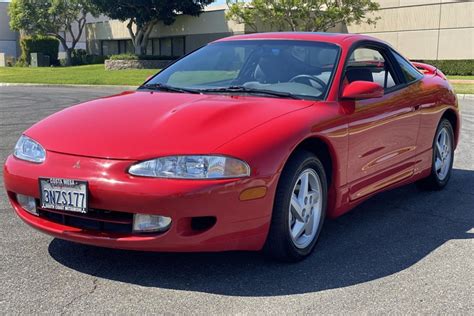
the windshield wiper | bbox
[139,83,201,94]
[197,86,302,100]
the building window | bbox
[152,38,160,56]
[118,40,134,54]
[148,37,185,57]
[102,37,185,57]
[172,37,185,57]
[101,40,134,56]
[101,41,119,55]
[160,38,172,57]
[146,40,153,55]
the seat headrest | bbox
[346,68,373,83]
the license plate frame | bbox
[39,177,89,213]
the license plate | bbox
[39,178,88,213]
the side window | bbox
[345,47,397,89]
[392,51,424,83]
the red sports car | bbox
[4,33,460,261]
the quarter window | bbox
[392,51,424,83]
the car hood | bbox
[25,90,314,160]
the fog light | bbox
[133,214,172,233]
[16,194,37,215]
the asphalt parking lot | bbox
[0,86,473,314]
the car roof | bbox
[213,32,384,47]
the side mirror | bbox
[342,81,384,100]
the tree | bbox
[91,0,215,56]
[9,0,99,66]
[226,0,380,32]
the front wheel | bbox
[264,151,327,262]
[417,118,454,190]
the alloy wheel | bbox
[435,127,452,181]
[288,168,323,249]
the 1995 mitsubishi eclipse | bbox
[4,33,460,261]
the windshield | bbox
[145,40,340,100]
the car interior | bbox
[342,47,397,90]
[236,46,338,97]
[160,41,341,99]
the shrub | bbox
[19,36,59,66]
[109,53,139,60]
[4,56,16,67]
[58,49,106,66]
[14,59,28,67]
[71,49,88,65]
[85,54,107,65]
[109,54,179,61]
[414,60,474,76]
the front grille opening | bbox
[37,208,134,234]
[191,216,216,232]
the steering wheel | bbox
[289,74,327,90]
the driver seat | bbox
[254,55,289,83]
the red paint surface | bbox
[3,33,460,251]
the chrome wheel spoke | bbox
[290,194,304,222]
[442,159,450,175]
[305,211,314,235]
[292,221,305,239]
[436,141,443,157]
[435,157,443,171]
[441,130,447,148]
[298,172,309,203]
[307,192,318,205]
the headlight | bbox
[14,135,46,163]
[128,155,250,179]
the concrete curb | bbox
[0,82,137,90]
[457,94,474,100]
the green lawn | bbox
[447,75,474,80]
[452,83,474,95]
[0,64,157,86]
[1,64,473,94]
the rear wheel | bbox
[417,118,454,190]
[264,151,327,262]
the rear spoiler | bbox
[411,62,447,80]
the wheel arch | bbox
[285,136,337,188]
[441,108,460,149]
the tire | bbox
[264,150,328,262]
[416,118,454,190]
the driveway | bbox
[0,86,473,314]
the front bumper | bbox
[4,152,277,252]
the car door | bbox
[344,44,421,201]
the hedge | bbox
[20,36,59,66]
[414,60,473,76]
